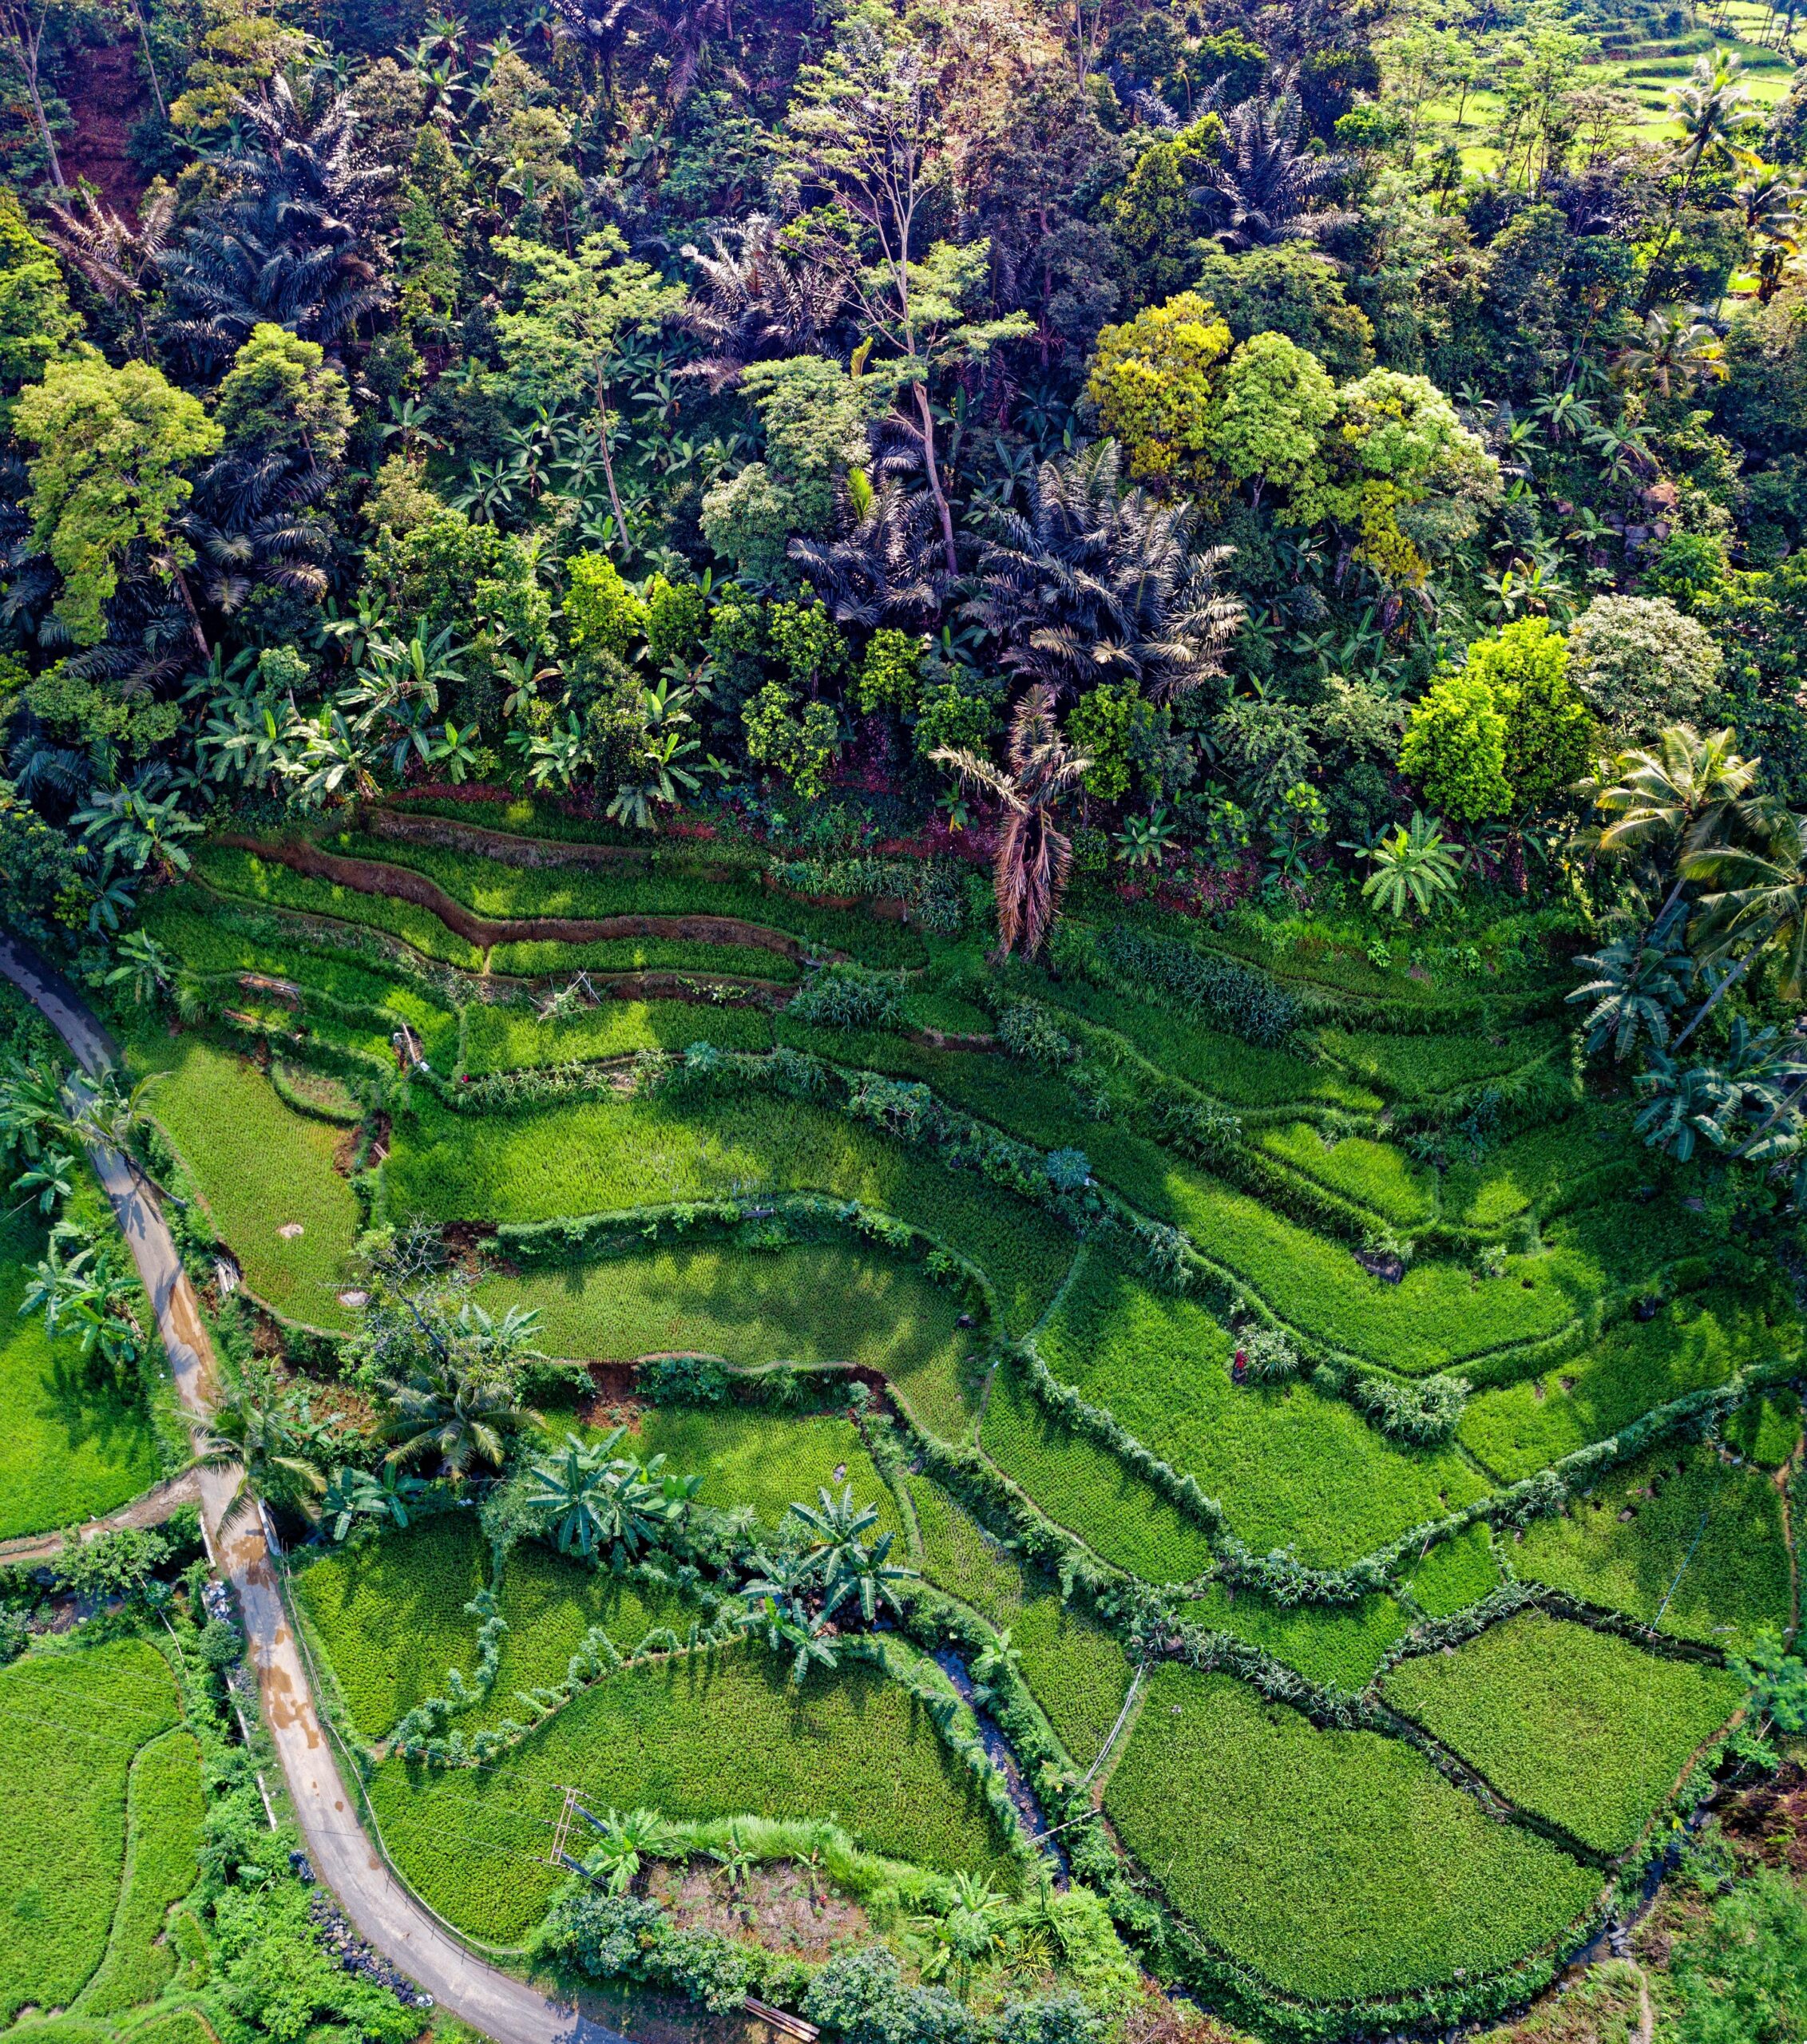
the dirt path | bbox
[0,933,631,2044]
[0,1470,200,1563]
[218,832,812,961]
[58,42,148,215]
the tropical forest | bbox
[6,0,1807,2039]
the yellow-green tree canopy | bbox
[1465,616,1595,808]
[14,358,223,648]
[214,323,354,465]
[1296,368,1499,584]
[1211,331,1337,510]
[0,191,78,408]
[1399,667,1511,821]
[1085,291,1232,489]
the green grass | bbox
[141,889,460,1062]
[0,1206,161,1539]
[367,1646,1014,1943]
[978,1361,1218,1584]
[384,1087,1077,1337]
[1513,1440,1792,1654]
[293,1511,707,1741]
[1254,1122,1437,1231]
[1035,1250,1489,1567]
[1459,1288,1794,1481]
[1727,1387,1801,1469]
[481,1546,699,1716]
[1030,974,1383,1111]
[1104,1666,1600,2002]
[478,1240,977,1439]
[1401,1523,1501,1618]
[1181,1583,1409,1693]
[72,1729,204,2016]
[1108,1131,1693,1378]
[628,1408,904,1541]
[1380,1613,1744,1857]
[490,936,801,982]
[1437,1115,1639,1234]
[906,1475,1131,1763]
[322,830,928,968]
[1314,1021,1564,1103]
[0,1638,182,2022]
[460,997,771,1075]
[193,844,485,970]
[291,1514,491,1740]
[123,1028,363,1329]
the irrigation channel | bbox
[0,933,634,2044]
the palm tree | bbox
[933,686,1092,960]
[1583,724,1764,930]
[962,440,1242,703]
[160,77,391,371]
[40,186,176,359]
[1615,305,1726,399]
[1644,52,1763,306]
[1676,806,1807,1048]
[1196,79,1357,252]
[1359,814,1462,919]
[380,1358,537,1485]
[1567,921,1697,1060]
[679,213,848,390]
[193,1373,335,1532]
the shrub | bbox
[1399,669,1510,822]
[997,1002,1078,1067]
[1238,1326,1300,1382]
[804,1946,977,2044]
[1095,924,1298,1045]
[638,1353,730,1405]
[1567,594,1725,742]
[788,966,905,1032]
[1348,1370,1468,1444]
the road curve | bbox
[0,935,628,2044]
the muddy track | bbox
[361,805,659,868]
[216,834,815,961]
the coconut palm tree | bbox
[1644,51,1764,306]
[933,685,1092,960]
[380,1357,537,1484]
[1583,723,1765,930]
[193,1373,337,1531]
[1675,806,1807,1048]
[1567,919,1697,1060]
[963,439,1242,703]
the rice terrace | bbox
[10,0,1807,2042]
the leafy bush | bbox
[638,1352,730,1404]
[997,1003,1078,1067]
[787,966,906,1032]
[1094,924,1299,1046]
[1346,1369,1468,1445]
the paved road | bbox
[0,937,628,2044]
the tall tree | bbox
[12,358,222,653]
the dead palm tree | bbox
[41,184,176,359]
[933,684,1091,959]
